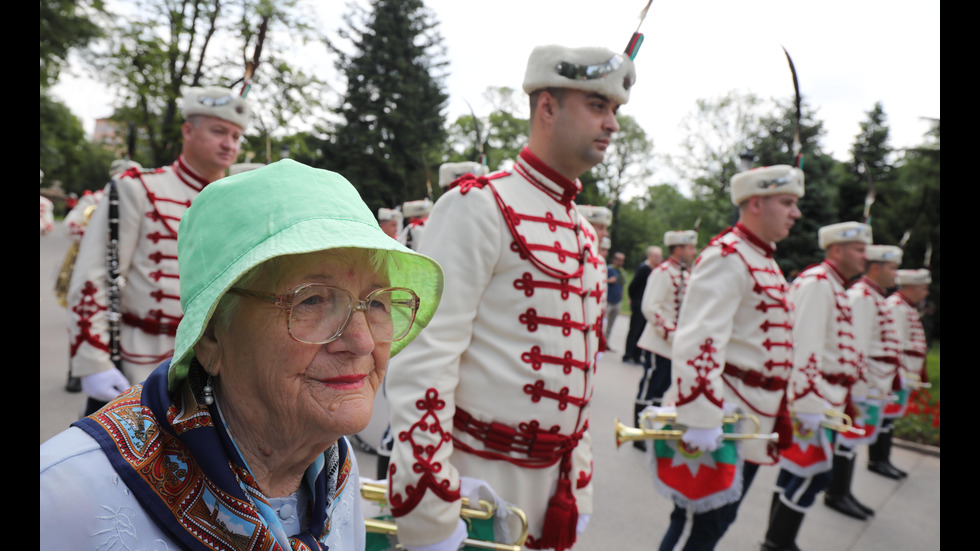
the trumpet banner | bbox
[648,423,744,513]
[838,399,882,447]
[779,423,833,477]
[883,388,910,419]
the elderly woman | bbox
[40,160,443,550]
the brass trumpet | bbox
[615,411,777,448]
[813,409,864,434]
[360,482,529,551]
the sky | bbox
[52,0,940,190]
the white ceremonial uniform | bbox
[885,291,928,386]
[40,196,55,235]
[637,257,689,359]
[787,261,860,415]
[64,190,105,242]
[386,148,604,548]
[67,157,209,383]
[670,223,793,465]
[398,218,428,251]
[847,276,900,398]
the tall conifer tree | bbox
[327,0,448,212]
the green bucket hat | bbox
[169,159,444,389]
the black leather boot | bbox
[761,498,804,551]
[824,452,871,519]
[868,422,908,479]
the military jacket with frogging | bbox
[637,257,689,359]
[847,276,900,397]
[67,157,208,383]
[885,291,928,385]
[787,261,860,415]
[386,148,604,547]
[669,223,793,465]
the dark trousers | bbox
[623,308,648,363]
[775,468,831,509]
[660,462,760,551]
[637,354,672,406]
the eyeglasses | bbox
[229,284,420,345]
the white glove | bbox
[577,513,591,535]
[404,519,467,551]
[796,412,824,434]
[722,401,737,416]
[81,369,131,402]
[681,426,723,453]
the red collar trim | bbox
[858,275,885,296]
[733,223,775,257]
[897,291,917,308]
[516,148,581,205]
[174,156,211,191]
[822,260,847,285]
[666,257,681,268]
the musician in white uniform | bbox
[876,268,931,478]
[67,86,249,413]
[825,244,902,518]
[763,222,871,550]
[660,166,803,551]
[633,230,696,448]
[386,44,635,550]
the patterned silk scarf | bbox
[74,361,352,551]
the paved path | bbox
[40,226,940,550]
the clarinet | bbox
[106,179,122,372]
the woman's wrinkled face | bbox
[208,248,390,447]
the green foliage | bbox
[670,91,769,237]
[613,185,699,269]
[91,0,327,166]
[593,115,652,202]
[325,0,448,212]
[40,90,116,194]
[840,102,892,223]
[40,0,105,87]
[443,87,529,173]
[751,99,843,276]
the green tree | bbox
[670,91,769,237]
[92,0,327,166]
[839,102,893,223]
[41,90,115,195]
[591,114,653,245]
[614,184,699,268]
[750,99,842,276]
[876,121,940,339]
[40,0,105,87]
[443,87,529,177]
[325,0,448,212]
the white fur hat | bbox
[402,198,433,219]
[818,222,872,249]
[523,45,635,105]
[730,165,805,206]
[665,230,698,247]
[439,162,487,188]
[182,86,250,129]
[896,269,931,286]
[866,245,903,264]
[577,204,613,227]
[378,207,403,223]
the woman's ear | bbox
[193,320,222,376]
